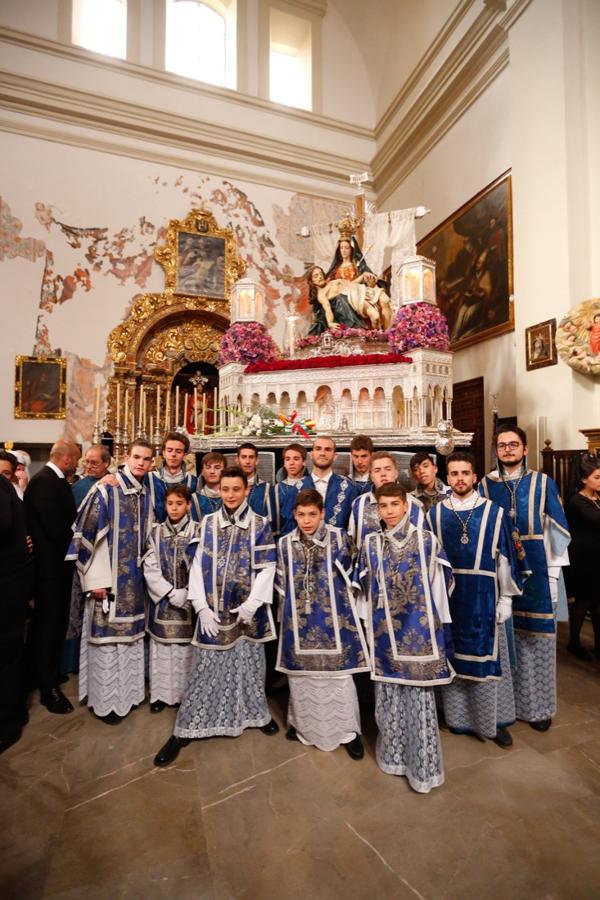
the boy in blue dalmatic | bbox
[354,482,455,793]
[147,432,197,522]
[154,466,279,767]
[276,489,369,759]
[429,452,522,748]
[299,434,357,529]
[479,427,570,731]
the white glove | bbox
[199,607,221,637]
[549,576,558,611]
[102,595,110,615]
[496,596,512,624]
[169,588,189,609]
[230,596,263,625]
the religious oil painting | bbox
[418,173,514,351]
[176,231,226,298]
[525,318,557,371]
[15,355,66,419]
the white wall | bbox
[381,69,514,468]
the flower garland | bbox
[244,351,412,374]
[297,326,389,349]
[218,321,280,365]
[387,303,449,353]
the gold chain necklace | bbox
[449,494,479,545]
[502,469,526,519]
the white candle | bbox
[194,387,198,435]
[156,384,160,430]
[150,414,154,438]
[175,385,180,428]
[139,387,144,428]
[213,387,218,432]
[116,382,121,430]
[165,387,171,430]
[95,385,100,426]
[125,388,130,435]
[143,391,147,432]
[202,394,207,434]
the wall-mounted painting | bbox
[176,231,226,298]
[15,355,66,419]
[417,172,514,351]
[556,297,600,378]
[525,318,557,371]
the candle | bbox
[183,393,189,431]
[139,386,144,428]
[165,387,171,430]
[143,391,147,433]
[150,414,154,438]
[156,384,160,430]
[175,385,180,428]
[202,394,207,434]
[213,387,218,432]
[125,388,130,436]
[95,385,100,426]
[194,387,198,435]
[116,382,121,430]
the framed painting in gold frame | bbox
[15,355,66,419]
[154,208,244,303]
[417,172,514,351]
[525,318,557,371]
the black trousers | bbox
[0,565,33,740]
[28,563,74,695]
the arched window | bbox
[72,0,127,59]
[165,0,236,89]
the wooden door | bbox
[452,376,485,477]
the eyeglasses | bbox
[497,441,522,450]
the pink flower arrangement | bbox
[387,303,450,353]
[218,321,281,365]
[297,326,389,349]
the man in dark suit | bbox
[25,440,79,714]
[0,472,34,752]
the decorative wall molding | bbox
[0,70,371,194]
[0,26,368,139]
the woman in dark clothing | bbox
[565,455,600,660]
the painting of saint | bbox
[15,357,66,418]
[176,232,226,298]
[418,174,513,350]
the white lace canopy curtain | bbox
[310,224,339,268]
[363,208,417,305]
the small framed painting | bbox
[525,319,557,371]
[14,355,67,419]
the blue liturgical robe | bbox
[352,478,373,497]
[275,523,370,676]
[67,469,153,644]
[189,502,277,650]
[271,481,301,538]
[143,516,201,643]
[349,491,427,550]
[428,496,522,680]
[147,468,197,523]
[354,517,455,686]
[479,471,570,635]
[299,472,357,529]
[190,487,222,521]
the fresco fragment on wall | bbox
[0,197,46,262]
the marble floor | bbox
[2,623,600,899]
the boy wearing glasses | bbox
[479,427,570,732]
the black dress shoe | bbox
[150,700,167,713]
[0,729,23,755]
[530,718,552,732]
[154,735,190,767]
[97,711,123,726]
[285,725,299,742]
[41,688,73,715]
[567,642,594,661]
[493,727,513,749]
[343,735,364,760]
[260,718,280,736]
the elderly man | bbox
[72,444,112,507]
[24,440,79,714]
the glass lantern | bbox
[230,278,265,324]
[399,255,436,306]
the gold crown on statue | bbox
[336,216,360,242]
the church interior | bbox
[1,0,600,896]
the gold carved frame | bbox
[106,207,245,440]
[14,355,67,420]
